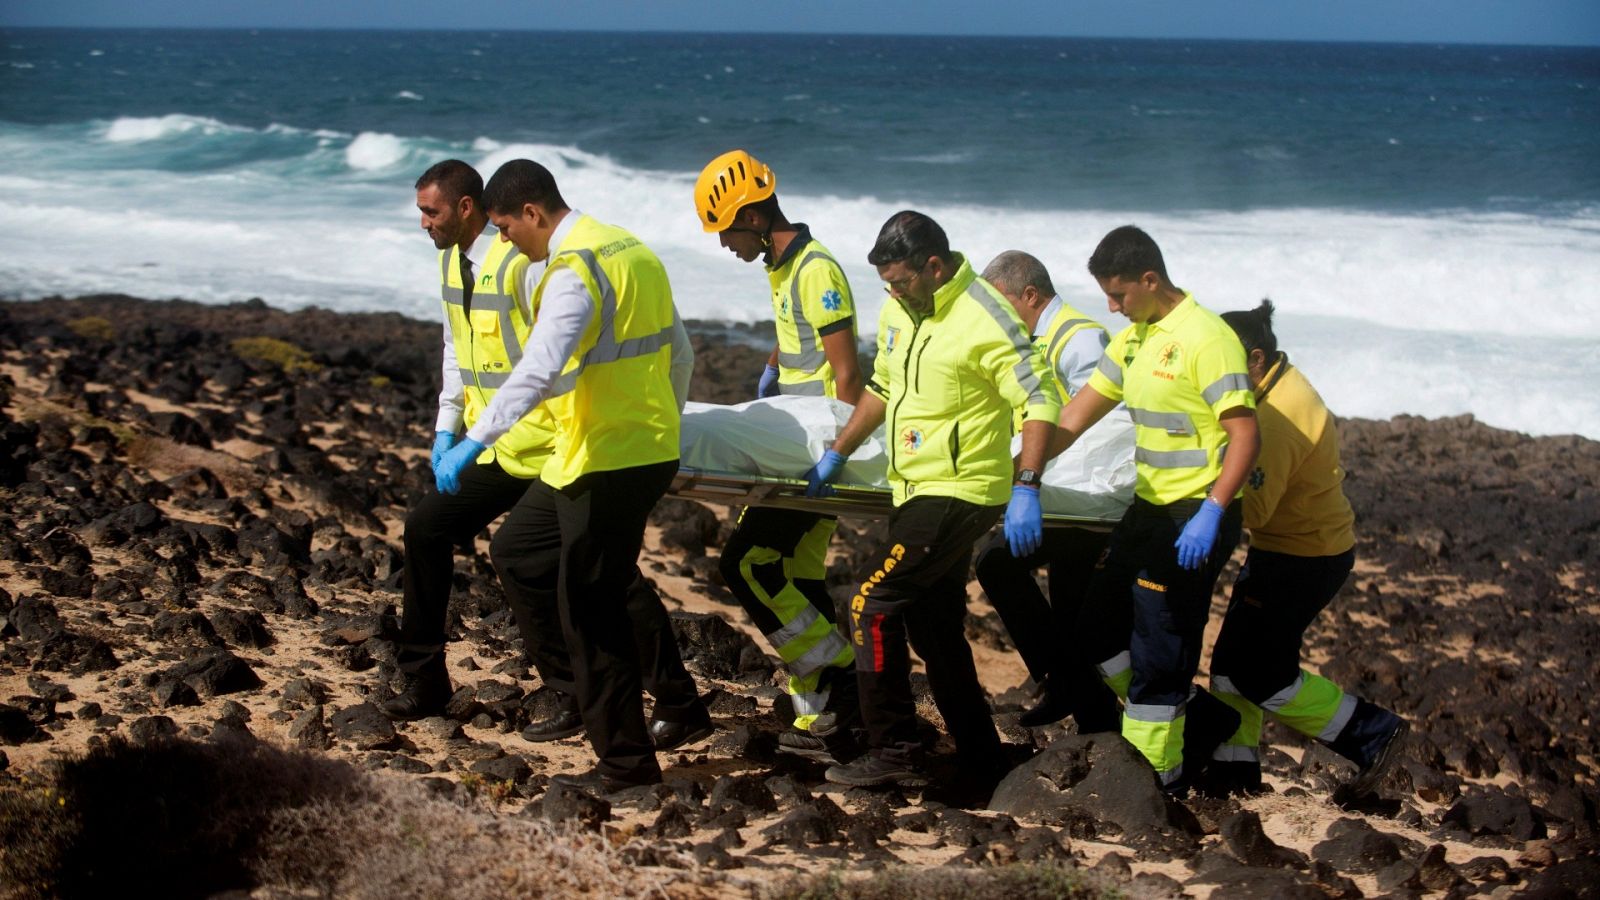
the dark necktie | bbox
[460,253,475,309]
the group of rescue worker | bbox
[386,150,1408,799]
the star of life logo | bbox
[821,289,843,312]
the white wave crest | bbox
[103,114,242,143]
[345,132,408,171]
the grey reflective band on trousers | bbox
[441,245,529,374]
[544,246,678,401]
[1128,407,1195,435]
[1096,354,1124,387]
[1202,372,1252,406]
[965,281,1051,407]
[774,250,831,374]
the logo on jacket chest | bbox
[885,326,901,353]
[900,427,923,455]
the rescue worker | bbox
[804,211,1060,790]
[1206,300,1408,796]
[971,250,1120,732]
[435,159,711,791]
[383,159,561,721]
[694,150,865,762]
[1046,225,1260,793]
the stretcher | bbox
[671,396,1135,527]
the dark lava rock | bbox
[709,724,777,764]
[1442,786,1548,841]
[1519,855,1600,898]
[1187,858,1328,899]
[649,800,699,839]
[538,784,612,830]
[669,611,773,681]
[210,608,274,649]
[151,679,202,709]
[988,733,1169,836]
[287,705,331,750]
[1220,809,1309,869]
[1309,817,1413,875]
[81,501,169,546]
[0,704,42,745]
[280,676,328,709]
[127,715,180,745]
[761,797,849,847]
[150,610,224,648]
[709,772,778,814]
[148,411,212,448]
[329,702,399,751]
[34,630,119,673]
[469,755,533,785]
[168,649,262,697]
[9,596,63,641]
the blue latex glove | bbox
[803,449,847,498]
[431,430,456,471]
[1005,485,1043,558]
[435,437,486,495]
[756,364,781,399]
[1174,498,1226,570]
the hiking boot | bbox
[1198,759,1266,798]
[1346,717,1409,796]
[824,753,930,789]
[380,657,452,721]
[778,726,863,765]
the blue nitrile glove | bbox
[1005,485,1043,557]
[435,437,486,495]
[1174,498,1226,570]
[803,449,847,498]
[431,430,456,472]
[757,364,781,399]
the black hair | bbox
[1086,224,1169,282]
[743,194,782,223]
[1221,299,1279,357]
[482,159,569,216]
[415,159,482,207]
[867,210,951,267]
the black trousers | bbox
[490,459,701,783]
[851,495,1002,768]
[1211,546,1355,702]
[398,460,534,672]
[974,525,1110,684]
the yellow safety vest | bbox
[535,215,681,489]
[440,231,556,479]
[866,255,1060,507]
[1014,301,1107,430]
[1086,293,1254,505]
[767,231,855,398]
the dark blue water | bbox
[3,28,1597,214]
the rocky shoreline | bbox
[1,294,1597,898]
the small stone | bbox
[288,705,331,750]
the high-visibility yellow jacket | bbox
[1014,299,1107,430]
[1245,354,1355,556]
[766,226,855,398]
[1086,293,1254,505]
[866,254,1060,507]
[440,231,556,479]
[535,215,681,489]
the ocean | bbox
[2,29,1598,437]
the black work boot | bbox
[1171,687,1242,794]
[381,653,452,721]
[1327,699,1408,795]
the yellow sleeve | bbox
[979,311,1060,426]
[866,309,894,402]
[1243,404,1299,529]
[1085,329,1130,403]
[796,258,855,334]
[1190,333,1255,417]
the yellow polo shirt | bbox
[1245,355,1356,556]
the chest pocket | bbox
[469,308,501,338]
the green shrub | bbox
[229,336,322,373]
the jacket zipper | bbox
[888,314,924,480]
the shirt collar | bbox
[927,253,974,317]
[1149,291,1197,333]
[765,223,814,270]
[548,208,583,258]
[1034,295,1065,339]
[462,223,497,269]
[1257,351,1291,402]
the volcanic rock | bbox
[988,733,1169,836]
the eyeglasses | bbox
[881,257,931,294]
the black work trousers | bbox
[490,459,702,784]
[399,460,534,671]
[1210,546,1355,702]
[850,495,1002,768]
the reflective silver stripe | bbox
[496,246,530,324]
[454,292,515,314]
[1260,672,1306,713]
[966,281,1049,407]
[1211,675,1241,697]
[1158,762,1184,785]
[765,606,822,652]
[1125,702,1185,723]
[441,285,466,306]
[1212,744,1259,763]
[468,370,511,389]
[788,631,850,679]
[1096,353,1123,387]
[1045,318,1098,371]
[777,379,827,397]
[439,249,452,303]
[1317,692,1358,742]
[1135,446,1209,469]
[775,250,830,373]
[545,245,676,400]
[1202,373,1253,406]
[1128,407,1194,435]
[791,687,829,717]
[1096,650,1131,680]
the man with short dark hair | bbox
[434,158,710,791]
[1047,225,1260,793]
[803,211,1060,791]
[973,250,1120,732]
[383,159,557,721]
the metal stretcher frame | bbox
[670,467,1120,530]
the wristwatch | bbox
[1015,468,1042,488]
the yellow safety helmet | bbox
[695,149,776,233]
